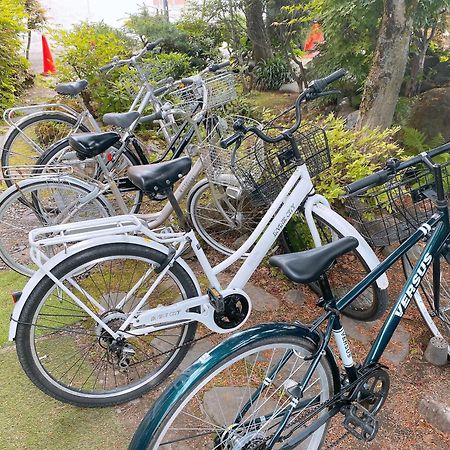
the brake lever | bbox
[306,89,341,100]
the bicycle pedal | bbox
[342,403,378,442]
[208,287,224,313]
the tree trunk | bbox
[244,0,273,62]
[357,0,418,130]
[25,30,32,60]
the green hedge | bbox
[0,0,30,110]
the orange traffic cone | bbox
[42,34,57,75]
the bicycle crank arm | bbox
[128,288,252,335]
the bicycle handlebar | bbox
[345,141,450,195]
[99,38,164,73]
[221,69,346,148]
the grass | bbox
[247,90,297,114]
[0,270,131,450]
[0,270,26,346]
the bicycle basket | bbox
[344,159,450,247]
[230,124,330,207]
[195,115,263,186]
[204,72,237,109]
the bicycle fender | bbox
[129,322,341,450]
[308,200,389,291]
[8,235,201,341]
[2,110,78,140]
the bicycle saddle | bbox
[127,157,192,195]
[69,132,121,160]
[103,111,140,129]
[55,79,88,96]
[269,237,359,284]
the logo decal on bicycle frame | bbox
[394,252,432,317]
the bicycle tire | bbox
[35,138,144,214]
[281,211,387,321]
[402,245,450,356]
[1,111,90,187]
[15,243,199,407]
[130,327,338,449]
[187,179,263,255]
[0,177,111,276]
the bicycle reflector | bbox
[11,292,22,303]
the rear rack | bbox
[1,165,73,181]
[28,215,185,266]
[3,104,79,126]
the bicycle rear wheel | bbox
[15,243,199,406]
[402,244,450,356]
[35,138,144,214]
[281,210,387,321]
[0,178,111,276]
[1,112,89,186]
[131,332,337,449]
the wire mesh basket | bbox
[344,159,450,247]
[194,115,263,186]
[205,72,237,109]
[230,124,330,207]
[163,72,237,117]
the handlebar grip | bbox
[99,62,115,73]
[220,132,242,149]
[209,61,230,72]
[146,38,164,51]
[181,78,194,85]
[345,170,391,195]
[310,69,346,93]
[139,110,164,124]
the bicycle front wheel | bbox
[1,111,90,186]
[402,245,450,356]
[15,243,199,407]
[188,179,263,255]
[132,332,336,449]
[0,177,111,276]
[281,211,387,321]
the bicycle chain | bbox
[280,365,382,448]
[126,330,217,368]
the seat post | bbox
[164,188,189,231]
[317,273,334,303]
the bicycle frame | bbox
[10,162,387,341]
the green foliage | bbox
[313,114,404,203]
[53,22,134,116]
[0,0,30,110]
[309,0,382,92]
[254,56,291,91]
[125,6,223,69]
[400,126,445,155]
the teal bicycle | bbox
[129,142,449,449]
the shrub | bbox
[254,56,291,91]
[125,8,222,70]
[313,114,405,204]
[0,0,30,110]
[53,22,134,116]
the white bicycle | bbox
[9,69,389,407]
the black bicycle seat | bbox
[69,132,121,160]
[55,79,88,96]
[269,237,359,284]
[103,111,140,129]
[127,158,192,195]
